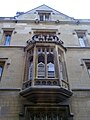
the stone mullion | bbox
[45,48,48,78]
[63,52,70,90]
[55,46,61,86]
[24,51,29,82]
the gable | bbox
[16,4,74,21]
[27,4,61,14]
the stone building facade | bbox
[0,4,90,120]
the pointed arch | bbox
[47,53,55,78]
[38,53,45,63]
[37,53,45,78]
[37,62,45,78]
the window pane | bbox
[38,62,45,78]
[38,54,45,63]
[87,66,90,77]
[47,63,54,71]
[47,54,54,63]
[45,14,50,21]
[40,14,44,21]
[47,63,55,78]
[59,62,63,80]
[47,53,55,78]
[4,35,11,46]
[0,66,3,77]
[79,37,85,47]
[28,62,33,80]
[87,68,90,76]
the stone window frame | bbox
[2,28,14,46]
[84,59,90,77]
[75,30,88,47]
[25,48,34,81]
[0,58,7,81]
[37,10,52,21]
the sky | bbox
[0,0,90,19]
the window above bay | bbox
[38,13,51,21]
[37,10,52,21]
[75,30,88,47]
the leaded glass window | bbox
[37,48,55,78]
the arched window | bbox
[38,62,45,78]
[28,57,33,80]
[38,54,45,63]
[37,54,45,78]
[47,62,55,78]
[47,54,55,78]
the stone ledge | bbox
[0,88,21,91]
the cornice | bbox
[0,19,90,25]
[66,46,90,49]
